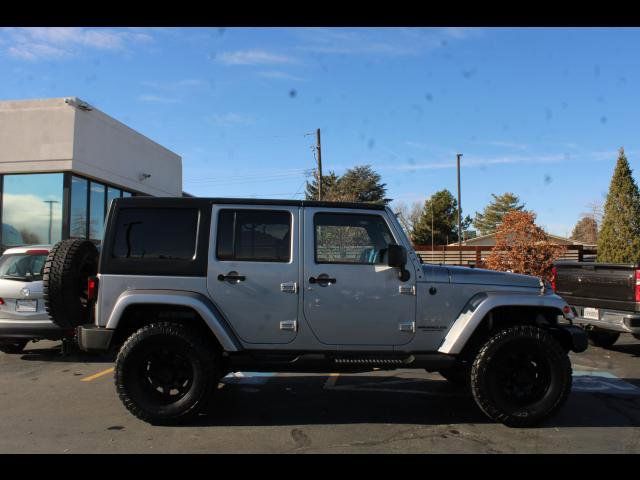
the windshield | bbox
[0,253,47,281]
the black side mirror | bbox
[387,244,410,282]
[387,244,407,268]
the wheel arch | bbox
[106,290,242,352]
[438,292,572,355]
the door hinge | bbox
[399,285,416,295]
[280,320,297,332]
[398,322,416,333]
[280,282,298,293]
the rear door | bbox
[302,208,416,346]
[207,205,300,344]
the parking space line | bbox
[323,373,340,389]
[81,367,114,382]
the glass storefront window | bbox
[89,182,105,240]
[123,191,132,198]
[70,176,88,238]
[107,187,121,215]
[2,173,63,247]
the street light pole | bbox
[456,153,463,266]
[43,200,59,244]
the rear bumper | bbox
[0,318,69,341]
[77,324,114,352]
[572,306,640,334]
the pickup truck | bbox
[42,197,587,427]
[553,261,640,348]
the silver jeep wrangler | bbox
[43,197,587,427]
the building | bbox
[0,97,182,250]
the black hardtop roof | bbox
[114,197,387,211]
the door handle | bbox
[218,272,246,283]
[309,275,336,285]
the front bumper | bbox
[0,318,70,341]
[77,324,114,352]
[553,324,589,353]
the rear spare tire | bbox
[43,239,99,329]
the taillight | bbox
[0,298,4,305]
[551,266,558,292]
[635,269,640,302]
[26,249,49,256]
[87,276,98,302]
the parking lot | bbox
[1,335,640,454]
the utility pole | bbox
[316,128,323,201]
[456,153,463,266]
[43,200,59,244]
[431,202,434,252]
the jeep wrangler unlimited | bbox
[43,197,587,427]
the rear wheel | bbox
[0,340,28,354]
[115,322,221,425]
[470,325,572,427]
[587,330,620,349]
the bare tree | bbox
[393,201,423,239]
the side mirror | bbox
[386,244,410,282]
[387,244,407,268]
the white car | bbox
[0,245,70,354]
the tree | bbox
[597,148,640,263]
[570,216,598,244]
[411,189,472,245]
[484,210,566,281]
[305,165,390,204]
[393,201,423,238]
[473,192,526,236]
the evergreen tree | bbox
[305,165,390,204]
[412,189,472,245]
[570,216,598,244]
[597,148,640,263]
[473,192,525,236]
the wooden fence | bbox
[412,244,597,267]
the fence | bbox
[413,244,597,267]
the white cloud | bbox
[137,94,179,104]
[1,27,154,61]
[3,193,62,244]
[207,112,255,127]
[257,70,305,81]
[216,49,296,65]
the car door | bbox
[302,208,416,346]
[207,204,299,344]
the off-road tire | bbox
[587,330,620,349]
[43,239,99,329]
[115,322,221,425]
[0,340,28,354]
[470,325,572,428]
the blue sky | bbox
[0,27,638,237]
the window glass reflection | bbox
[89,182,105,240]
[70,176,88,238]
[2,173,63,247]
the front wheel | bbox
[115,322,221,425]
[470,325,572,427]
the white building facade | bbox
[0,97,182,249]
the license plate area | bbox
[16,299,37,312]
[583,307,599,320]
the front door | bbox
[302,208,416,346]
[207,205,299,344]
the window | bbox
[106,187,121,214]
[2,173,63,247]
[122,191,132,198]
[89,182,105,240]
[111,208,199,260]
[314,213,395,264]
[216,209,291,262]
[70,176,88,238]
[0,252,48,282]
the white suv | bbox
[0,245,69,354]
